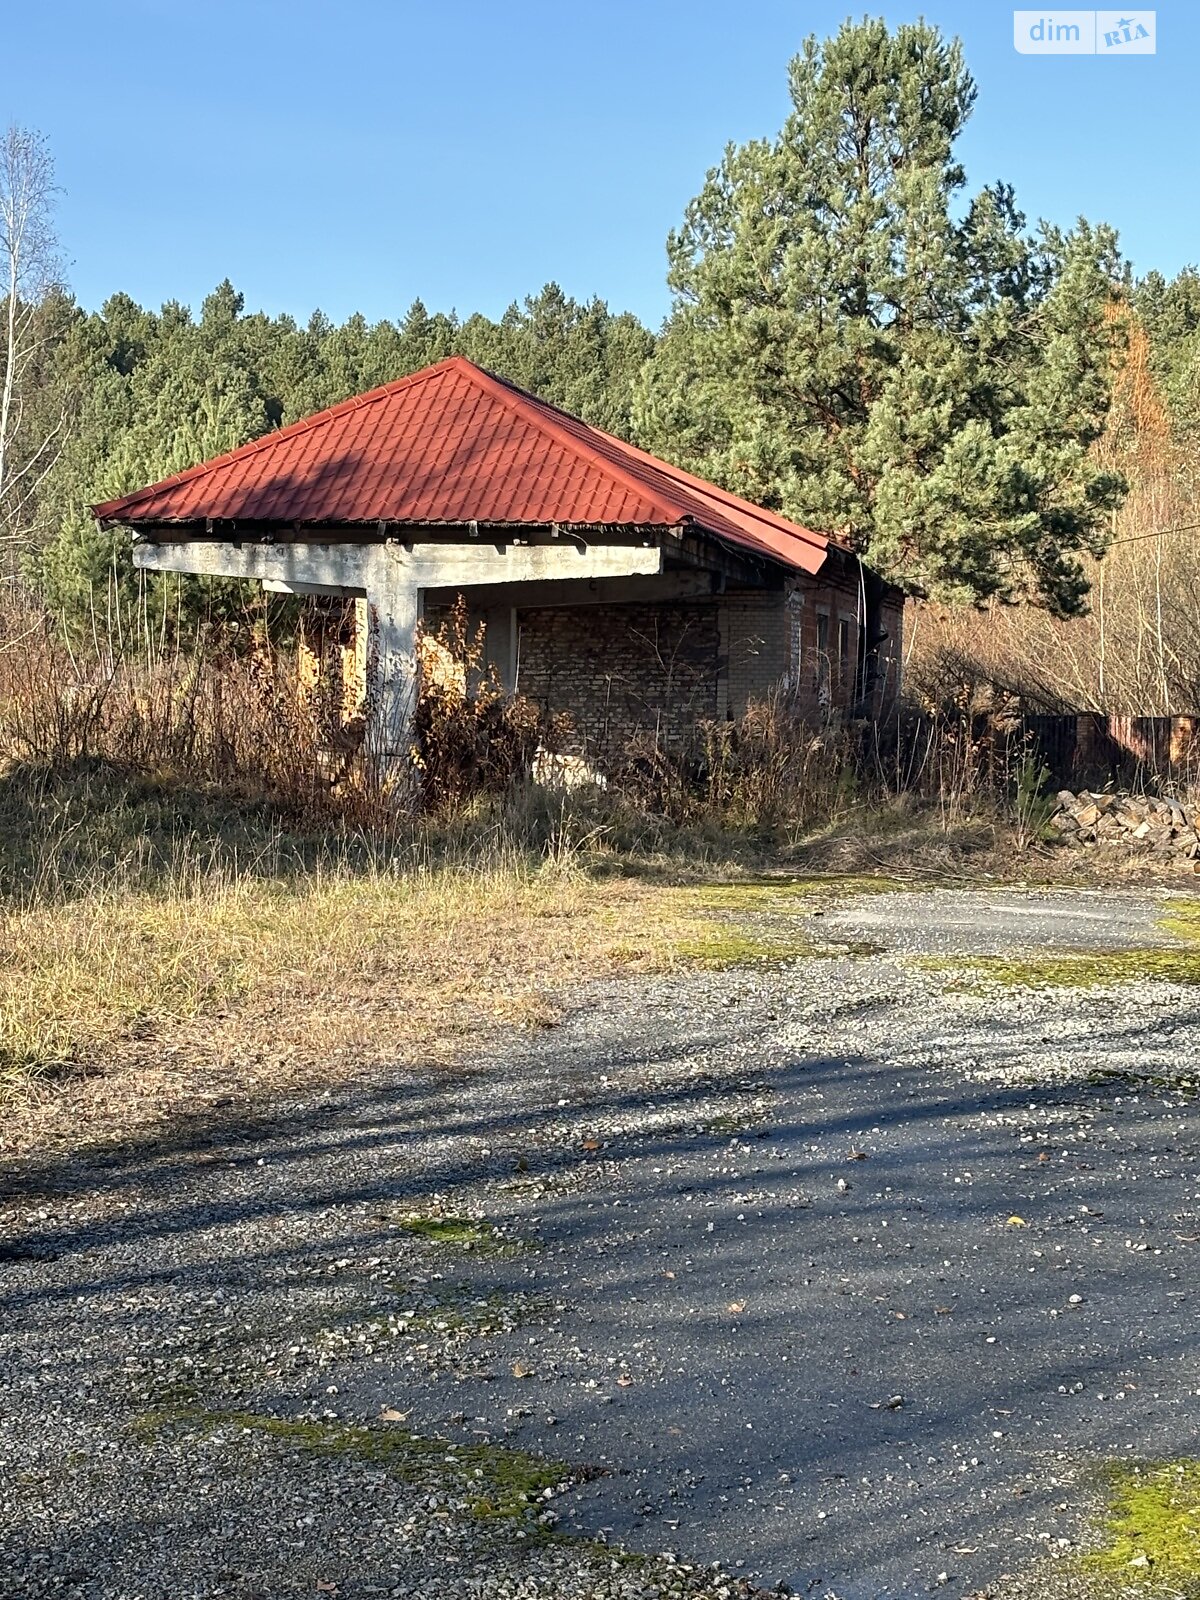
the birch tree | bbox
[0,125,65,563]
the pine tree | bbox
[38,300,270,631]
[635,18,1125,615]
[458,284,653,435]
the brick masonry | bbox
[722,577,903,721]
[424,573,905,758]
[516,600,721,754]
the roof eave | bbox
[106,515,688,543]
[103,509,834,581]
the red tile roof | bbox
[93,356,830,576]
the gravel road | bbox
[3,885,1199,1600]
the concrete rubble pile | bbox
[1051,788,1200,860]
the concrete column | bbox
[482,605,518,693]
[366,555,423,775]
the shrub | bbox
[413,599,568,811]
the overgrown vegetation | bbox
[1084,1459,1200,1586]
[0,710,922,1153]
[415,599,565,810]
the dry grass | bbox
[0,846,643,1158]
[1,858,587,1078]
[0,756,960,1165]
[2,860,865,1161]
[2,584,1167,1166]
[4,746,1183,1166]
[0,760,897,1162]
[906,498,1200,719]
[5,768,1172,1165]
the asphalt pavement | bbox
[3,886,1199,1598]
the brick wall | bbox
[427,572,905,758]
[515,600,720,754]
[785,577,862,716]
[720,589,792,717]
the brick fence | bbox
[1022,713,1200,786]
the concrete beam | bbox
[263,578,367,598]
[134,539,373,588]
[132,538,663,589]
[383,541,662,586]
[425,570,729,612]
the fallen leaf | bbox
[581,1139,600,1152]
[380,1406,408,1422]
[1007,1215,1027,1227]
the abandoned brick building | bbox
[94,356,903,764]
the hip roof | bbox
[93,355,832,576]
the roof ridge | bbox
[92,358,460,519]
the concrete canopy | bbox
[93,358,852,766]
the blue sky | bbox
[6,2,1194,329]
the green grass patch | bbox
[394,1212,528,1254]
[136,1407,578,1524]
[1159,898,1200,943]
[920,947,1200,991]
[918,903,1200,992]
[663,873,902,970]
[671,928,814,969]
[1084,1459,1200,1585]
